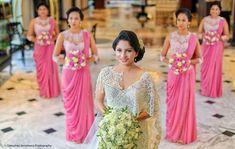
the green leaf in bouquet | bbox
[104,106,113,115]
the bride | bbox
[82,30,161,149]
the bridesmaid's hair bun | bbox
[36,2,49,10]
[175,8,192,22]
[209,1,222,11]
[112,30,145,62]
[66,7,84,21]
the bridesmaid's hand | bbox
[58,55,65,65]
[86,56,95,63]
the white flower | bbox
[80,62,86,67]
[97,107,141,149]
[139,39,144,49]
[169,58,174,63]
[37,35,42,40]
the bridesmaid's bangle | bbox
[93,55,99,63]
[27,36,33,41]
[199,58,203,64]
[221,35,229,41]
[198,33,203,40]
[160,55,166,62]
[52,55,59,63]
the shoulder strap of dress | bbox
[83,30,90,54]
[217,18,225,34]
[49,17,55,34]
[187,34,197,58]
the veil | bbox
[79,113,103,149]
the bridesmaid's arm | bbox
[198,18,204,39]
[53,33,65,64]
[27,19,36,43]
[160,34,170,64]
[221,20,230,41]
[190,40,201,64]
[52,20,60,41]
[86,33,98,63]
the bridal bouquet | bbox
[169,52,191,75]
[37,31,52,45]
[97,107,142,149]
[65,49,86,70]
[203,31,220,45]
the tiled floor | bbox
[1,7,235,149]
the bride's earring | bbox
[134,57,137,62]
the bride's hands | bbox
[136,112,150,121]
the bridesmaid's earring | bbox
[187,25,190,29]
[80,23,82,28]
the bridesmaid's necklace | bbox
[67,30,83,45]
[206,16,220,26]
[176,31,190,45]
[38,17,49,26]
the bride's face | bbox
[115,40,138,65]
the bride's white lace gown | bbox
[94,66,161,149]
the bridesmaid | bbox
[53,7,98,143]
[198,1,229,98]
[161,8,201,144]
[27,2,60,98]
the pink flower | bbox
[168,52,191,75]
[65,49,86,70]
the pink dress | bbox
[61,30,94,142]
[33,17,60,98]
[165,32,197,144]
[201,16,225,98]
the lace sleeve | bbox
[145,74,162,147]
[146,74,158,116]
[95,69,105,98]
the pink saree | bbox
[165,33,197,144]
[201,18,225,98]
[33,17,60,98]
[62,30,94,143]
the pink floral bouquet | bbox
[37,31,52,45]
[168,52,191,75]
[203,31,220,45]
[65,49,86,70]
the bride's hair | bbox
[112,30,145,62]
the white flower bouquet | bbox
[203,31,220,45]
[97,107,142,149]
[37,31,52,45]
